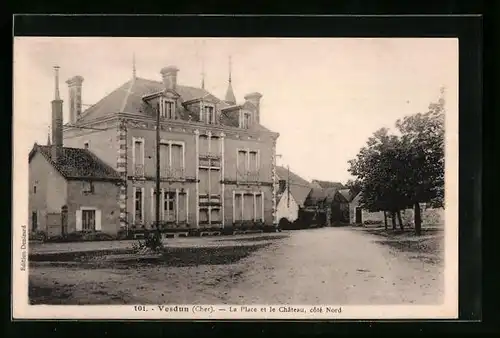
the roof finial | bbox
[224,55,236,105]
[132,52,137,79]
[53,66,60,100]
[228,55,232,83]
[201,55,205,89]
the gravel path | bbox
[225,227,443,305]
[29,227,443,305]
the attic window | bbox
[203,105,216,124]
[239,111,251,129]
[160,98,175,119]
[83,181,94,194]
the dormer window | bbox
[203,105,216,124]
[160,98,175,119]
[239,110,251,129]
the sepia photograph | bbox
[13,37,458,319]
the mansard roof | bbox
[73,77,273,133]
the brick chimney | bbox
[160,66,179,91]
[66,75,84,124]
[51,66,64,162]
[244,92,263,124]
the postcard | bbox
[12,36,458,319]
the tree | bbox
[348,88,445,235]
[348,128,411,229]
[394,89,445,235]
[345,179,362,197]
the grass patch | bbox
[30,243,271,269]
[375,237,443,255]
[217,235,288,243]
[363,227,442,238]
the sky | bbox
[13,37,458,183]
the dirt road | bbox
[29,227,444,305]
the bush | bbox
[81,232,115,241]
[132,231,164,254]
[279,218,292,230]
[62,232,85,242]
[44,231,116,243]
[363,220,383,225]
[29,230,47,242]
[117,229,129,240]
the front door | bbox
[82,209,96,231]
[31,211,37,232]
[355,207,362,224]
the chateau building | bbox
[31,60,280,234]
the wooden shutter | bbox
[210,137,219,154]
[160,143,169,172]
[256,194,263,221]
[209,170,220,195]
[171,144,182,170]
[76,210,82,231]
[95,210,102,231]
[199,135,209,155]
[234,194,242,221]
[249,151,257,171]
[199,168,209,195]
[211,208,221,223]
[243,194,253,220]
[178,193,187,222]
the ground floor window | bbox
[134,187,144,224]
[76,208,102,232]
[151,188,189,224]
[234,191,264,222]
[82,209,96,231]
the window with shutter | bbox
[234,194,242,221]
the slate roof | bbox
[29,144,122,181]
[224,82,237,105]
[338,189,353,203]
[275,166,313,207]
[311,180,346,190]
[74,77,273,133]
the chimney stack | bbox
[66,75,84,124]
[244,92,263,124]
[51,66,64,162]
[160,66,179,91]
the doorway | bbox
[355,207,362,224]
[31,211,37,232]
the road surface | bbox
[29,227,444,305]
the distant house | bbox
[275,166,313,223]
[29,143,123,237]
[302,185,328,227]
[348,192,385,225]
[310,180,349,225]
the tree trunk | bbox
[391,211,397,230]
[383,211,388,230]
[414,203,422,236]
[397,210,404,231]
